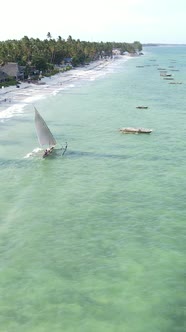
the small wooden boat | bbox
[163,77,174,80]
[136,106,149,109]
[34,107,67,158]
[160,73,172,77]
[119,127,153,134]
[169,82,183,85]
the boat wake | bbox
[23,147,43,158]
[24,146,67,159]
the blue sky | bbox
[1,0,186,43]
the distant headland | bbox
[143,43,186,47]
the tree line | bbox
[0,33,142,75]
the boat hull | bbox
[119,127,152,134]
[136,106,149,109]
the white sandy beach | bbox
[0,56,131,121]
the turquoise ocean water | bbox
[0,46,185,331]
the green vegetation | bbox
[0,78,17,88]
[0,33,142,86]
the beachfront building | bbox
[112,48,121,55]
[0,62,24,81]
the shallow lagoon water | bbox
[0,47,185,331]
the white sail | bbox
[34,107,57,148]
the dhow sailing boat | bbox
[34,107,67,158]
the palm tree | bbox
[47,32,52,40]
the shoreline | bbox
[0,55,131,121]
